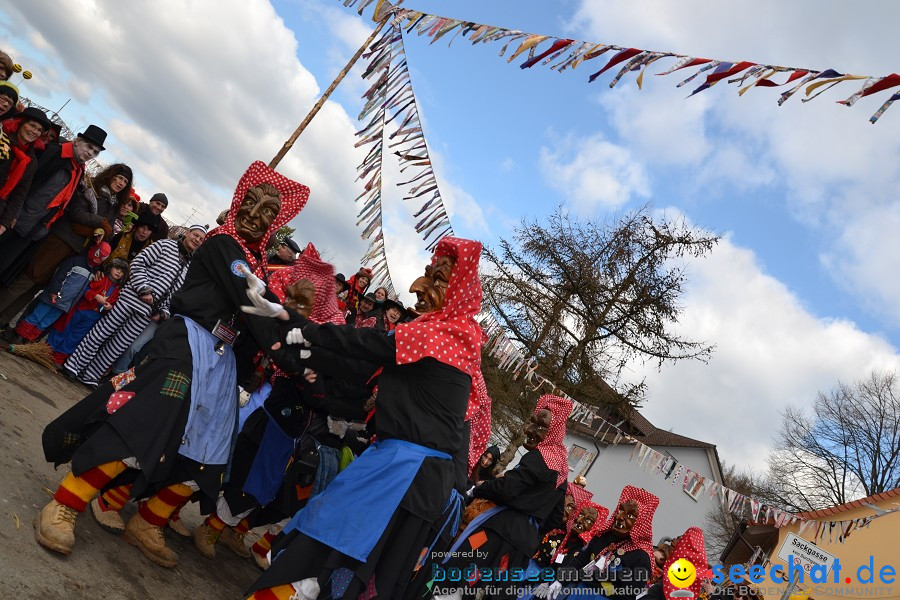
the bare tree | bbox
[764,370,900,512]
[481,205,718,460]
[705,463,769,558]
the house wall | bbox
[758,497,897,600]
[563,431,721,540]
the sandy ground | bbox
[0,350,265,599]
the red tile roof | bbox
[795,487,900,519]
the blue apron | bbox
[283,438,451,562]
[242,415,294,505]
[443,504,507,563]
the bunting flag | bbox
[340,1,900,123]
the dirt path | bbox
[0,350,264,599]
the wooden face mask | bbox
[408,254,455,314]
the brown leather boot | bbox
[252,549,270,570]
[219,526,251,558]
[168,516,191,538]
[192,522,220,559]
[34,499,77,555]
[90,497,125,534]
[123,512,178,568]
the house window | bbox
[567,444,595,476]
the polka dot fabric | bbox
[394,237,486,376]
[662,527,708,600]
[552,500,610,562]
[106,391,135,414]
[568,481,594,506]
[535,394,573,486]
[466,365,493,473]
[207,161,310,278]
[594,485,660,563]
[268,243,345,325]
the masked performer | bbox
[534,500,607,569]
[644,528,706,600]
[432,395,571,600]
[549,486,659,600]
[36,162,310,567]
[247,237,484,600]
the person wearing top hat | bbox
[380,297,408,332]
[0,106,52,235]
[0,123,106,329]
[267,236,301,270]
[334,273,351,312]
[136,192,169,241]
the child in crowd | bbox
[45,258,129,365]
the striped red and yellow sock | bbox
[99,483,133,512]
[54,461,128,512]
[203,512,227,532]
[247,585,295,600]
[251,530,277,558]
[137,483,192,527]
[233,518,250,534]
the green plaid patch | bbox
[160,370,191,399]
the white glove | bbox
[532,583,550,598]
[547,581,563,599]
[292,577,320,600]
[465,486,475,499]
[241,288,285,318]
[238,263,266,295]
[327,416,350,437]
[285,327,311,347]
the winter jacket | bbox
[0,121,40,230]
[49,182,116,252]
[136,202,169,241]
[12,142,83,240]
[35,254,96,313]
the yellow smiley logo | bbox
[668,558,697,588]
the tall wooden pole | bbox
[268,17,390,169]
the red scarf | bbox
[593,485,660,564]
[568,481,594,506]
[535,394,573,486]
[268,242,344,325]
[394,237,485,376]
[466,366,492,472]
[206,161,310,278]
[662,527,708,600]
[0,120,34,199]
[44,142,83,228]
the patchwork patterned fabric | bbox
[110,367,136,391]
[160,370,191,399]
[62,432,82,448]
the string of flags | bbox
[578,411,897,545]
[341,5,899,545]
[351,15,456,286]
[340,0,900,123]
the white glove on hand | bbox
[241,288,285,318]
[285,327,311,347]
[547,581,563,599]
[238,264,266,295]
[532,583,550,598]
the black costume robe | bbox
[248,321,471,600]
[563,530,652,600]
[41,235,307,506]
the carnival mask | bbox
[408,254,455,314]
[563,495,577,522]
[235,183,281,243]
[284,279,316,318]
[612,499,640,535]
[523,408,552,450]
[573,506,599,535]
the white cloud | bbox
[569,0,900,327]
[539,132,651,213]
[631,230,900,472]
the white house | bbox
[563,407,724,541]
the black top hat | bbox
[361,292,383,306]
[16,106,52,131]
[77,124,107,150]
[334,273,350,293]
[280,237,301,255]
[381,297,408,320]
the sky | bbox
[2,0,900,478]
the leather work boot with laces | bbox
[123,512,178,568]
[34,499,78,555]
[90,497,125,534]
[219,526,251,558]
[252,549,270,570]
[193,522,221,559]
[168,516,191,538]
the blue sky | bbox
[2,0,900,474]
